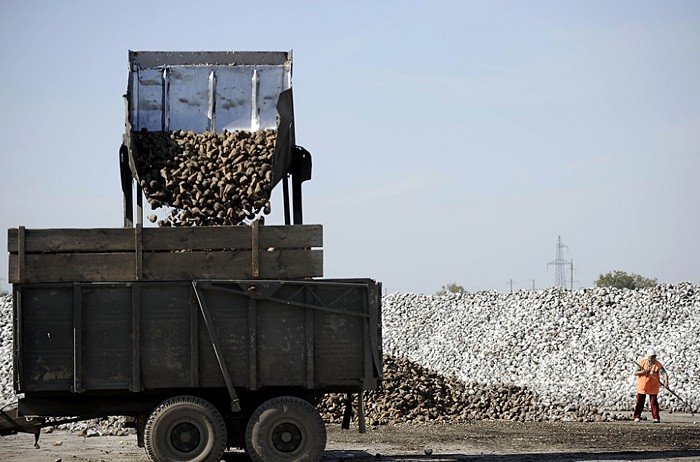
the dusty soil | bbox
[1,417,699,462]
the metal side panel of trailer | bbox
[14,279,381,399]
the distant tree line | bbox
[435,270,657,294]
[436,282,465,295]
[595,270,657,290]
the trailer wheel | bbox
[245,396,326,462]
[144,395,227,462]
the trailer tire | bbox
[245,396,326,462]
[144,395,227,462]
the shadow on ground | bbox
[222,450,700,462]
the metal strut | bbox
[192,282,241,412]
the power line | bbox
[548,235,571,288]
[569,259,580,290]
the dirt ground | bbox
[1,416,699,462]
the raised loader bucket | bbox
[123,50,295,190]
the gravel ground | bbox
[1,420,699,462]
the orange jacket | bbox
[636,358,666,394]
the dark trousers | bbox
[634,393,659,420]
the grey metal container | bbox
[123,51,296,191]
[14,279,382,404]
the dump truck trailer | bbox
[1,51,383,462]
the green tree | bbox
[595,271,657,289]
[436,282,465,295]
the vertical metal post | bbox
[360,290,371,434]
[358,391,366,434]
[13,286,21,393]
[251,70,260,131]
[248,298,257,390]
[123,182,134,228]
[131,284,141,392]
[190,288,199,388]
[570,259,574,291]
[207,69,216,132]
[251,221,260,278]
[17,226,25,284]
[305,286,314,389]
[163,68,170,132]
[282,175,291,225]
[73,285,82,393]
[290,146,311,226]
[135,225,143,281]
[341,393,353,430]
[362,296,372,388]
[136,184,144,226]
[120,146,134,228]
[292,172,303,225]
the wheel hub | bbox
[271,422,303,453]
[170,421,202,453]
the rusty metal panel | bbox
[197,313,225,389]
[196,288,248,388]
[314,312,364,384]
[256,298,306,386]
[311,284,366,385]
[20,286,73,391]
[140,285,191,389]
[81,287,132,389]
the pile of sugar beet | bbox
[321,356,627,425]
[133,128,276,226]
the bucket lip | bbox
[129,51,292,68]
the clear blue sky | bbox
[1,1,698,293]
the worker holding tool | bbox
[633,348,668,423]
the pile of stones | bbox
[382,283,700,414]
[133,129,276,226]
[321,356,624,425]
[2,284,697,430]
[0,294,13,405]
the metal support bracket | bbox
[291,146,312,225]
[341,393,352,430]
[17,226,25,284]
[251,221,260,278]
[358,391,366,434]
[192,281,241,413]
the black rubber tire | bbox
[245,396,326,462]
[144,395,227,462]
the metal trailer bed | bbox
[3,276,382,455]
[1,50,381,462]
[13,278,381,404]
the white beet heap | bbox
[1,283,698,429]
[382,283,700,413]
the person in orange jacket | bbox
[633,347,669,423]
